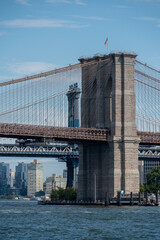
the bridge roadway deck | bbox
[0,123,108,142]
[0,123,160,144]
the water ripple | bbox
[0,201,160,240]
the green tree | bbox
[35,190,45,197]
[144,166,160,193]
[50,189,59,201]
[58,188,65,200]
[140,184,145,192]
[64,187,77,201]
[50,187,77,201]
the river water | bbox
[0,200,160,240]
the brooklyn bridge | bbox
[0,52,160,201]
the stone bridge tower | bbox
[77,53,140,201]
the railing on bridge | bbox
[0,123,109,142]
[137,131,160,144]
[0,122,160,144]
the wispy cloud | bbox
[140,0,160,2]
[129,0,160,2]
[147,56,160,61]
[46,0,72,3]
[0,76,14,83]
[0,31,6,36]
[113,5,130,8]
[0,61,60,82]
[70,15,113,21]
[0,19,89,28]
[46,0,86,5]
[16,0,31,6]
[136,17,160,28]
[7,61,58,76]
[74,0,86,5]
[138,17,157,21]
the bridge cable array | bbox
[0,56,159,134]
[135,60,160,132]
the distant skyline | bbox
[0,0,159,177]
[1,157,66,181]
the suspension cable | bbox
[0,57,111,87]
[0,90,68,116]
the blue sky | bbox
[0,0,160,82]
[0,0,160,179]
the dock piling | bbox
[117,192,121,206]
[105,192,110,206]
[130,192,134,206]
